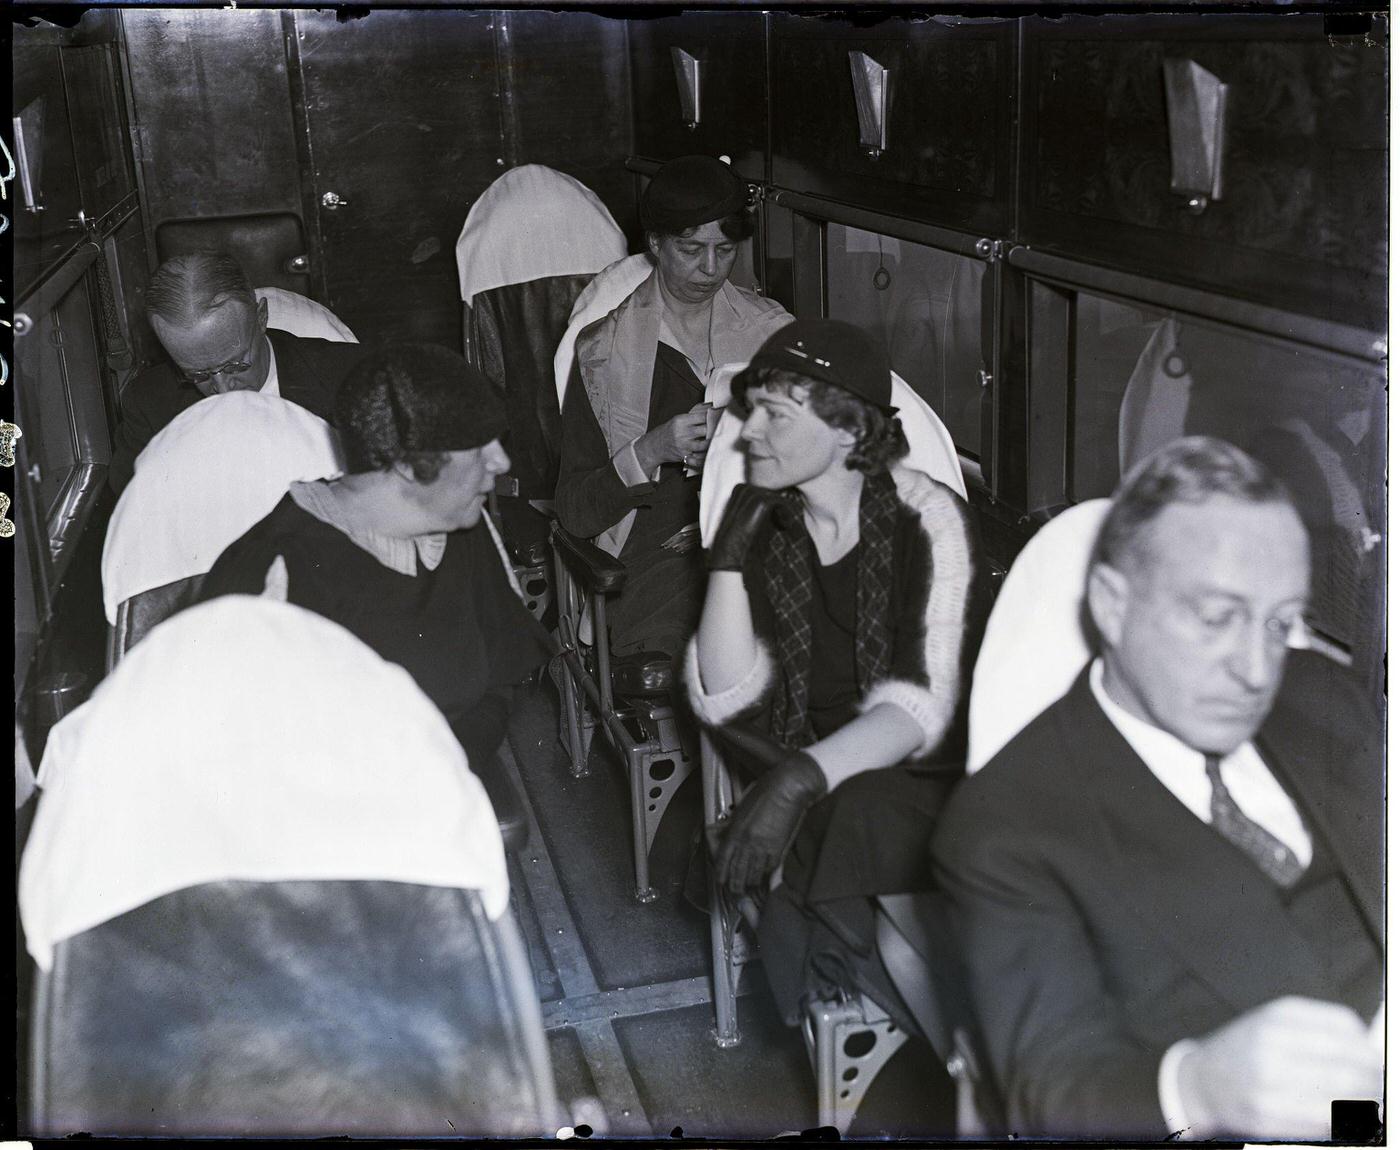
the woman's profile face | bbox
[740,384,849,490]
[417,440,511,531]
[648,220,739,306]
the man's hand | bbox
[707,484,792,572]
[1176,995,1382,1140]
[635,404,712,474]
[714,747,827,893]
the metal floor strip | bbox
[497,740,654,1135]
[541,974,715,1030]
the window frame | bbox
[764,188,1000,501]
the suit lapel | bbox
[1064,675,1338,1015]
[267,330,335,422]
[1256,688,1383,943]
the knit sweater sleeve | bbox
[858,469,981,756]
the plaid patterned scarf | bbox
[762,472,899,746]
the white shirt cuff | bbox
[612,438,657,488]
[1158,1037,1200,1138]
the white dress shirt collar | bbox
[1088,659,1311,866]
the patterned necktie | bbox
[1204,754,1306,888]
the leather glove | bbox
[715,747,828,894]
[707,484,792,572]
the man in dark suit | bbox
[109,252,365,493]
[932,436,1382,1140]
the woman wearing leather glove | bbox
[684,318,986,1026]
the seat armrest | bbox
[550,523,629,595]
[494,496,553,567]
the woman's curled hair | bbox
[335,343,508,482]
[730,366,909,475]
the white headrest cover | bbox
[102,392,345,623]
[457,164,627,307]
[254,287,358,343]
[20,596,510,971]
[553,253,653,409]
[966,500,1112,773]
[698,368,967,549]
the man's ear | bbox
[645,232,661,259]
[1086,561,1129,650]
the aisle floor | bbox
[504,680,957,1138]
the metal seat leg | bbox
[804,995,909,1134]
[701,730,744,1046]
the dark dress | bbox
[198,496,553,769]
[755,539,963,1033]
[555,343,707,661]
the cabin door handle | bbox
[320,191,349,211]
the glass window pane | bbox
[825,224,984,457]
[1071,294,1384,668]
[14,273,109,529]
[16,309,80,522]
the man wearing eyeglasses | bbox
[932,437,1382,1140]
[109,252,366,493]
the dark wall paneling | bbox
[769,15,1016,238]
[296,9,502,348]
[504,12,635,245]
[1019,15,1387,331]
[628,12,769,184]
[123,10,303,227]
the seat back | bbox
[875,892,1004,1136]
[457,167,625,498]
[967,486,1327,773]
[105,575,205,672]
[1118,316,1190,475]
[101,392,344,626]
[32,880,554,1137]
[23,597,545,1135]
[553,253,653,411]
[965,500,1110,774]
[471,276,595,499]
[254,286,358,343]
[456,164,626,312]
[698,367,968,549]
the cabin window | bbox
[824,224,984,459]
[1069,292,1384,662]
[14,268,113,582]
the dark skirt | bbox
[610,471,706,663]
[756,763,958,1033]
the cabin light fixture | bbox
[848,51,891,159]
[1163,59,1228,214]
[670,48,702,131]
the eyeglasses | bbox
[182,358,253,386]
